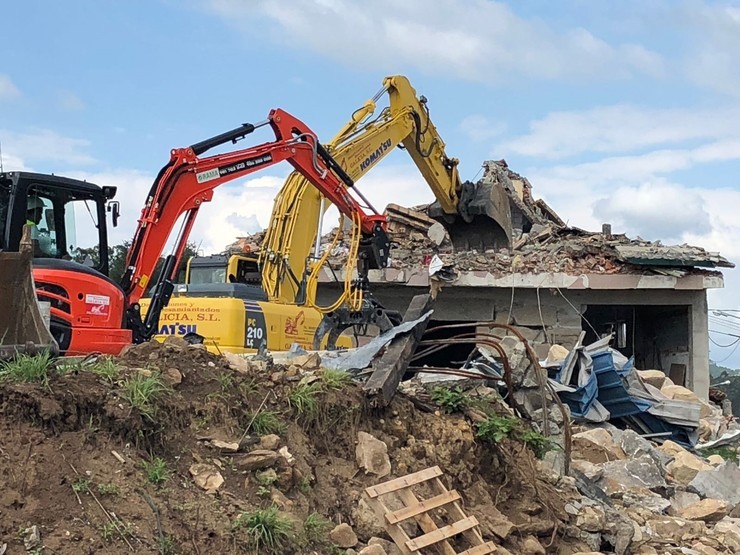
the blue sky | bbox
[4,0,740,365]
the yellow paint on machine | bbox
[138,297,352,354]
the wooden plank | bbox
[397,487,456,555]
[433,477,486,545]
[386,490,461,525]
[457,542,497,555]
[405,516,480,552]
[364,293,435,407]
[365,466,443,499]
[363,494,418,555]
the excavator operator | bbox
[25,196,53,257]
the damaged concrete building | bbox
[316,160,733,401]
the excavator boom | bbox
[1,107,397,357]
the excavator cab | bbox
[0,172,119,357]
[185,253,262,285]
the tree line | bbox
[71,241,198,287]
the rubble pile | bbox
[218,160,732,281]
[2,334,739,554]
[318,213,731,278]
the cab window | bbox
[26,184,102,269]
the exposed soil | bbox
[0,339,579,554]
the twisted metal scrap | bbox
[412,321,572,474]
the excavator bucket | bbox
[0,225,59,360]
[428,177,513,252]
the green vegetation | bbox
[215,371,234,392]
[157,535,176,555]
[120,372,170,420]
[101,522,118,542]
[302,512,332,546]
[430,386,469,413]
[247,410,286,436]
[72,477,91,493]
[100,521,134,543]
[97,483,121,496]
[88,356,120,382]
[319,369,352,390]
[232,505,295,554]
[476,413,555,459]
[699,445,738,464]
[476,414,520,443]
[142,457,170,486]
[287,382,321,418]
[255,469,278,488]
[298,476,312,494]
[0,351,55,385]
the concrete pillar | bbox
[688,291,710,401]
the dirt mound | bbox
[0,340,578,554]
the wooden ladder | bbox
[362,465,498,555]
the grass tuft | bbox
[120,372,170,420]
[319,369,352,390]
[0,351,55,385]
[88,356,120,382]
[72,477,91,493]
[232,505,294,554]
[288,382,321,418]
[97,482,121,496]
[142,456,170,485]
[247,410,286,436]
[302,512,332,546]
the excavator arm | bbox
[120,108,391,344]
[260,75,511,309]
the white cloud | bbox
[682,4,740,97]
[499,104,740,159]
[592,180,712,242]
[0,128,96,167]
[459,115,507,142]
[0,74,20,101]
[204,0,665,84]
[58,91,85,111]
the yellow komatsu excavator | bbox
[142,75,511,354]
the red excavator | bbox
[0,108,399,357]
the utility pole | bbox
[0,140,4,172]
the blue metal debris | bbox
[549,338,699,447]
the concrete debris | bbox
[599,455,667,492]
[209,439,240,452]
[356,431,391,477]
[22,526,40,551]
[189,463,224,493]
[330,523,359,548]
[678,499,730,523]
[688,462,740,507]
[572,428,627,464]
[235,449,280,470]
[259,434,281,450]
[667,449,714,485]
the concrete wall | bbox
[316,283,711,400]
